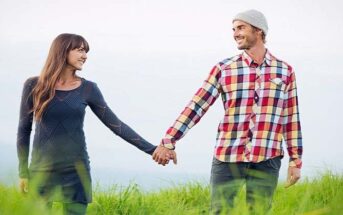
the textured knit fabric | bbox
[17,77,157,179]
[161,50,303,168]
[233,9,268,35]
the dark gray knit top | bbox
[17,77,156,178]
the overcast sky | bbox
[1,0,342,188]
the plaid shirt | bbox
[161,50,303,168]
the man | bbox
[153,9,303,213]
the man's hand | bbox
[19,178,29,193]
[285,166,301,188]
[152,145,177,166]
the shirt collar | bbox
[242,49,273,67]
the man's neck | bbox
[244,43,267,65]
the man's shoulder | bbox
[216,54,242,70]
[268,52,294,72]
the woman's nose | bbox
[82,52,87,59]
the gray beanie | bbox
[233,9,268,35]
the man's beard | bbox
[237,36,257,50]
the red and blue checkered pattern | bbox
[161,50,303,168]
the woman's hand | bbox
[19,178,29,193]
[152,145,177,166]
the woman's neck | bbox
[55,69,81,91]
[58,69,77,84]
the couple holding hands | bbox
[17,9,303,215]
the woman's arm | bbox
[87,82,157,155]
[17,77,36,179]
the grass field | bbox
[0,172,342,215]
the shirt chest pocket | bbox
[261,78,287,100]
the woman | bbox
[16,33,159,215]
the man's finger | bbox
[285,179,294,188]
[285,175,300,188]
[284,175,295,188]
[173,157,177,165]
[290,176,300,185]
[171,151,177,165]
[287,171,292,181]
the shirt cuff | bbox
[289,158,302,169]
[161,138,176,149]
[161,137,176,145]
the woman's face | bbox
[66,44,87,71]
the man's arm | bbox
[283,69,303,187]
[153,65,222,164]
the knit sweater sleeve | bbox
[17,77,37,178]
[86,82,156,155]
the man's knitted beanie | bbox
[233,9,268,35]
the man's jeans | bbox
[210,156,281,214]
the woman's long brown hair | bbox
[32,33,89,121]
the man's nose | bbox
[233,29,239,38]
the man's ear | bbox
[257,29,263,35]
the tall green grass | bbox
[0,172,342,215]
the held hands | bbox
[19,178,29,193]
[152,145,177,166]
[285,166,301,188]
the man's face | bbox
[232,20,260,50]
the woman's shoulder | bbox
[80,78,102,97]
[81,78,98,89]
[24,76,39,88]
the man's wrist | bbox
[161,138,176,150]
[162,143,175,150]
[289,158,302,169]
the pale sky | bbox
[1,0,343,188]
